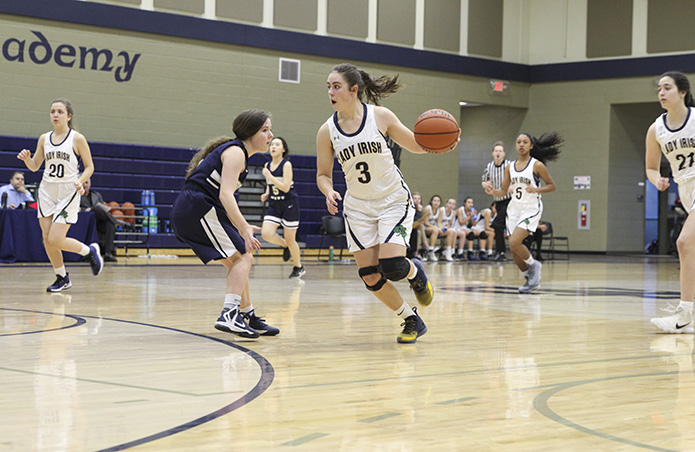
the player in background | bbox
[486,132,561,293]
[260,136,305,278]
[482,141,512,261]
[316,62,458,343]
[17,98,104,292]
[171,110,279,338]
[646,71,695,333]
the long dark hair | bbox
[519,132,563,164]
[659,71,695,107]
[332,63,403,106]
[51,98,74,129]
[186,110,270,179]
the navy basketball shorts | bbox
[171,190,246,264]
[263,199,300,229]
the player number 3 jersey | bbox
[654,107,695,183]
[326,103,404,200]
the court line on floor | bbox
[0,308,275,452]
[0,308,86,336]
[533,371,682,452]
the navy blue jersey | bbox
[265,159,298,202]
[184,139,249,205]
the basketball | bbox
[121,201,136,224]
[111,209,125,221]
[107,201,120,209]
[414,109,460,153]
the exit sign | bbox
[489,79,509,93]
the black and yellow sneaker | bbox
[408,258,433,306]
[397,307,428,344]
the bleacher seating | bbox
[0,135,345,251]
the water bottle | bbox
[150,190,156,206]
[148,207,158,234]
[141,190,148,206]
[328,245,334,262]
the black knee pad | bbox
[479,231,487,240]
[358,265,386,291]
[379,256,410,282]
[466,231,476,240]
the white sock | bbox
[224,293,241,309]
[241,304,254,314]
[396,302,415,320]
[78,244,90,256]
[54,266,67,277]
[524,255,535,266]
[457,248,464,255]
[487,250,494,255]
[679,300,694,312]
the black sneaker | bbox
[87,243,104,275]
[479,251,488,261]
[408,258,433,306]
[397,307,428,344]
[47,274,71,292]
[289,266,306,279]
[214,306,259,338]
[467,250,479,261]
[242,310,280,336]
[282,247,291,262]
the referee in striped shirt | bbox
[481,141,512,261]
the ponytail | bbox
[521,132,563,164]
[185,136,233,179]
[332,63,403,105]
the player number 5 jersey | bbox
[326,103,404,200]
[509,157,541,206]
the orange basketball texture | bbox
[121,202,136,224]
[111,209,125,221]
[413,109,459,153]
[107,201,120,209]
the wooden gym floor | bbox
[1,253,693,452]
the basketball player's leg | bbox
[651,210,695,333]
[215,253,261,338]
[260,220,287,247]
[283,226,303,269]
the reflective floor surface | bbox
[1,254,693,451]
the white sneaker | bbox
[650,305,695,334]
[526,261,542,291]
[427,250,438,262]
[443,248,454,262]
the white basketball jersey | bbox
[326,103,404,200]
[509,157,541,207]
[43,129,79,183]
[654,108,695,183]
[439,207,455,228]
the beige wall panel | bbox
[154,0,204,15]
[327,0,368,38]
[586,0,632,58]
[647,0,695,53]
[423,0,460,53]
[216,0,263,24]
[467,0,503,58]
[377,0,416,46]
[274,0,317,32]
